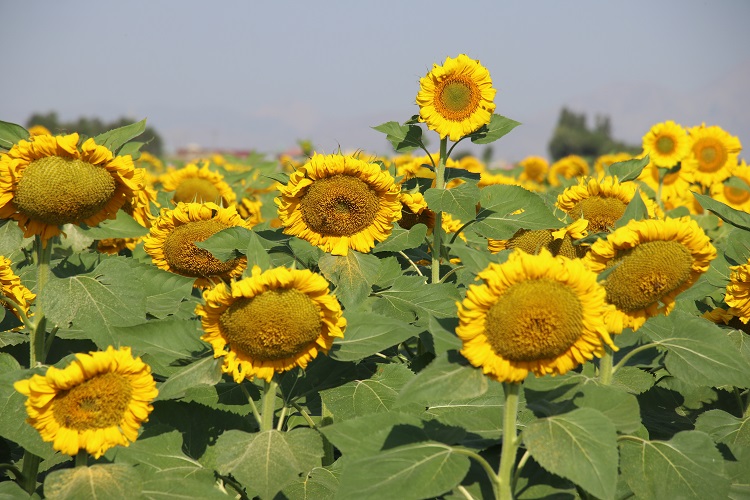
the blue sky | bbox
[2,0,749,161]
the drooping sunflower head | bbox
[398,191,436,230]
[518,156,549,183]
[488,219,589,259]
[556,176,662,233]
[0,133,141,245]
[13,346,158,458]
[548,155,590,186]
[584,216,716,333]
[641,121,691,168]
[275,153,402,256]
[159,161,237,206]
[457,249,615,383]
[1,255,35,326]
[416,54,497,141]
[196,266,346,383]
[142,202,251,288]
[724,260,750,324]
[685,124,742,188]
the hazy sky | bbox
[3,0,749,160]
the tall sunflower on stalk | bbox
[547,155,589,187]
[584,216,716,333]
[276,153,402,256]
[196,265,346,383]
[0,133,142,245]
[641,120,691,168]
[685,123,742,188]
[457,248,615,383]
[416,54,497,141]
[143,202,252,288]
[14,346,158,459]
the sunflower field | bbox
[1,54,749,500]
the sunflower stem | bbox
[511,450,531,492]
[431,137,448,285]
[239,383,262,429]
[19,451,41,495]
[498,382,521,500]
[451,447,501,498]
[260,378,279,432]
[0,463,23,482]
[30,236,52,368]
[276,404,289,431]
[0,295,34,332]
[598,346,614,385]
[611,342,659,375]
[398,251,424,277]
[75,451,88,468]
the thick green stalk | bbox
[260,379,279,432]
[30,237,52,367]
[75,451,88,467]
[598,346,614,385]
[498,382,521,500]
[19,453,41,495]
[431,137,448,285]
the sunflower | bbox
[196,266,346,383]
[398,191,436,230]
[488,219,588,259]
[725,260,750,324]
[416,54,496,141]
[97,168,158,255]
[276,153,402,256]
[13,346,157,459]
[703,307,750,335]
[517,156,549,184]
[134,151,165,175]
[637,158,696,208]
[395,153,437,183]
[28,125,52,137]
[456,155,486,175]
[641,121,691,168]
[1,255,35,323]
[584,217,716,333]
[710,160,750,211]
[685,124,742,188]
[548,155,589,187]
[237,197,264,227]
[556,176,662,233]
[159,161,236,206]
[456,249,615,383]
[142,202,251,288]
[0,133,141,245]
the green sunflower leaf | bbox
[214,428,323,500]
[424,182,480,222]
[639,311,750,388]
[154,355,223,401]
[44,464,142,500]
[330,312,421,362]
[614,189,649,229]
[194,226,254,261]
[694,409,750,448]
[43,258,147,348]
[619,430,730,500]
[139,469,228,500]
[92,119,147,155]
[109,430,205,473]
[0,120,29,151]
[523,407,619,500]
[321,412,424,459]
[78,211,149,239]
[373,224,428,254]
[395,351,488,407]
[372,275,460,322]
[473,185,563,240]
[372,121,424,153]
[607,155,649,182]
[280,462,342,500]
[335,441,471,500]
[0,481,28,498]
[319,363,416,421]
[318,251,381,310]
[0,220,25,261]
[469,114,521,145]
[693,192,750,231]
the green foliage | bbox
[472,185,563,239]
[44,464,143,500]
[424,181,480,222]
[469,114,521,145]
[330,311,421,362]
[0,120,30,151]
[608,155,650,181]
[694,192,750,231]
[373,121,424,153]
[92,119,147,155]
[547,108,639,161]
[26,111,164,156]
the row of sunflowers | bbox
[1,54,749,499]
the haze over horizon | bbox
[3,0,749,162]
